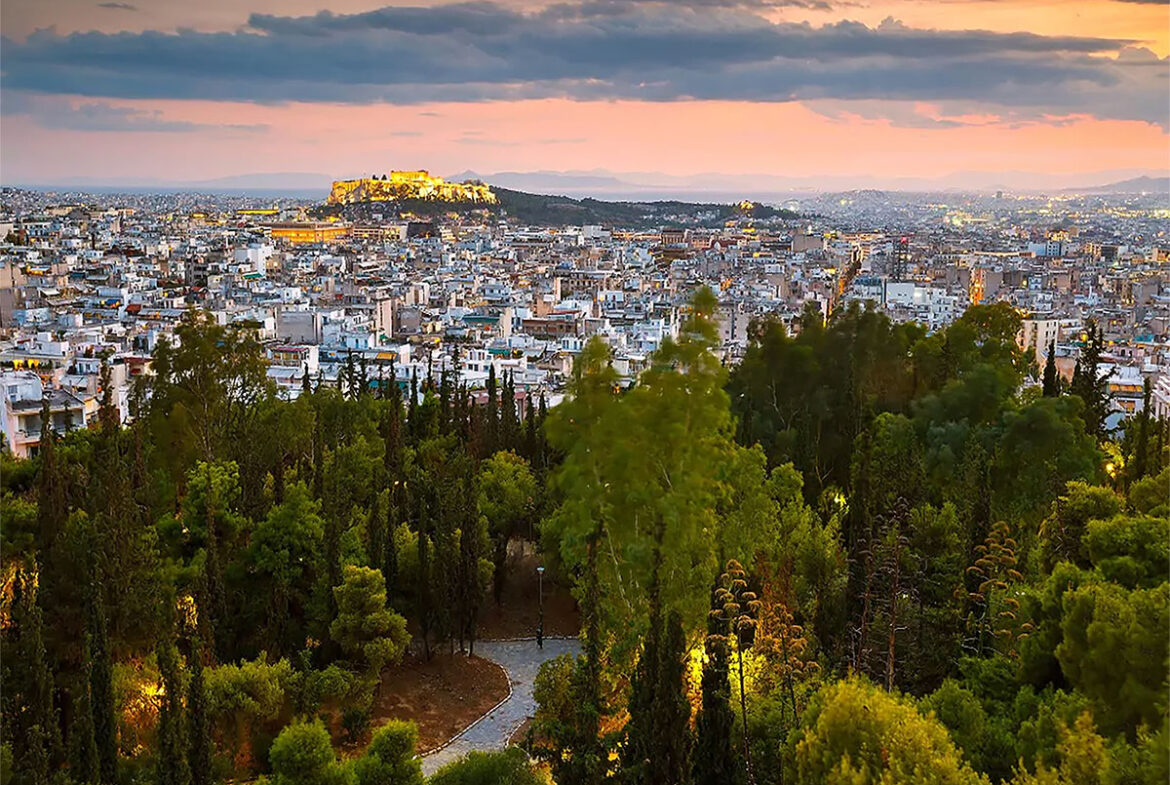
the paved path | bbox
[421,637,581,775]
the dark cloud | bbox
[1113,0,1168,4]
[2,1,1165,127]
[96,2,137,9]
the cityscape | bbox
[2,1,1169,785]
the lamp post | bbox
[536,565,545,649]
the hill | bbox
[1065,175,1170,194]
[312,184,799,227]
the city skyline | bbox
[2,0,1169,189]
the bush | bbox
[352,721,422,785]
[792,676,986,785]
[269,719,348,785]
[428,748,543,785]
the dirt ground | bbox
[372,652,509,753]
[477,542,581,640]
[369,542,579,755]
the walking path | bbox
[420,637,581,775]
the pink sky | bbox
[2,0,1168,188]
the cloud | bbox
[2,93,267,133]
[2,1,1165,127]
[96,2,137,9]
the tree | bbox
[352,721,422,785]
[84,571,118,785]
[1037,482,1122,572]
[269,720,345,785]
[187,640,213,785]
[530,654,609,785]
[247,483,324,656]
[330,566,410,684]
[1042,342,1059,397]
[693,614,735,785]
[476,451,536,605]
[8,569,61,784]
[1069,321,1109,441]
[1056,580,1169,735]
[792,676,987,785]
[156,636,190,785]
[713,559,760,785]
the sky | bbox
[2,0,1169,190]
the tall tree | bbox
[156,635,190,785]
[1070,320,1109,440]
[693,608,735,785]
[1042,341,1060,397]
[186,640,213,785]
[9,568,62,784]
[713,559,759,785]
[84,569,118,785]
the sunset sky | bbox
[2,0,1168,189]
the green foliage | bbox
[428,748,543,785]
[1037,483,1123,571]
[351,721,421,785]
[1127,466,1169,517]
[792,676,988,785]
[1056,581,1169,735]
[1082,515,1169,589]
[268,720,346,785]
[329,566,409,680]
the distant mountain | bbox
[1064,176,1170,194]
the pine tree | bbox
[1042,341,1059,397]
[156,636,190,785]
[186,640,213,785]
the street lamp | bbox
[536,565,545,649]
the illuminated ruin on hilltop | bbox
[327,170,498,206]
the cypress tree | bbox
[1133,376,1152,481]
[500,373,520,453]
[156,637,190,785]
[523,393,537,463]
[186,641,213,785]
[485,364,498,453]
[1071,321,1109,439]
[651,611,692,785]
[71,631,100,785]
[621,608,660,784]
[1042,341,1059,397]
[693,615,734,785]
[367,490,385,575]
[383,498,399,601]
[11,568,62,783]
[86,572,118,785]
